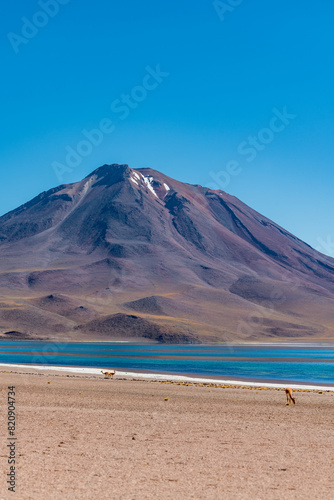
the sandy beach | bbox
[1,367,334,499]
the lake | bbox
[0,340,334,386]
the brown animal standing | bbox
[285,387,295,405]
[101,370,116,379]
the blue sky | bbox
[1,0,333,255]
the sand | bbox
[1,368,334,499]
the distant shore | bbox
[1,362,333,391]
[1,338,334,345]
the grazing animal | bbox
[285,387,295,405]
[101,370,116,379]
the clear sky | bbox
[1,0,333,256]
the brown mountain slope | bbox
[0,163,333,342]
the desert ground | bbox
[0,368,334,499]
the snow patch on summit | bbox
[129,170,160,198]
[143,176,158,198]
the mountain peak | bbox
[85,163,131,186]
[83,163,173,201]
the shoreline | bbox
[1,362,333,391]
[1,338,334,346]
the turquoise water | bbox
[0,341,334,385]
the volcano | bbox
[0,163,333,342]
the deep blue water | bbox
[0,341,334,385]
